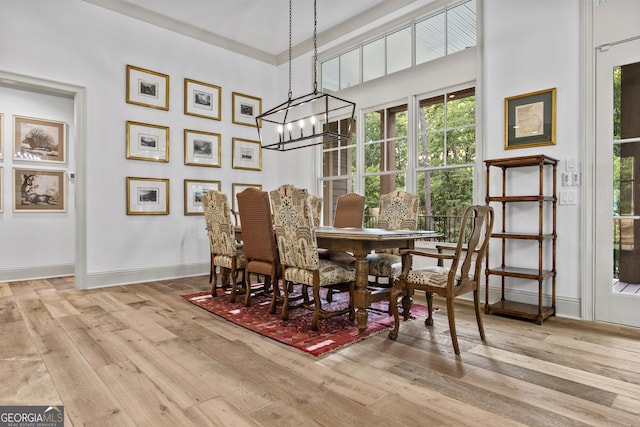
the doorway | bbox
[595,38,640,326]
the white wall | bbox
[0,0,280,287]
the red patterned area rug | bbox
[181,287,432,357]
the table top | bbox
[314,226,441,241]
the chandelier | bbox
[256,0,356,151]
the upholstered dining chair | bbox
[270,184,356,330]
[366,191,419,286]
[236,187,279,307]
[202,190,246,301]
[325,192,366,301]
[388,205,494,355]
[309,194,323,227]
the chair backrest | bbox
[270,184,319,271]
[378,191,419,230]
[451,205,494,285]
[333,193,365,228]
[202,190,237,257]
[236,187,278,263]
[309,194,322,227]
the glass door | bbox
[595,38,640,326]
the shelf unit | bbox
[484,154,558,324]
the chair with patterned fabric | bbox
[309,194,323,227]
[236,187,279,307]
[202,190,246,301]
[366,191,419,286]
[270,184,356,330]
[388,205,494,355]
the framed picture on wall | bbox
[232,92,262,127]
[13,167,66,212]
[126,65,170,110]
[231,183,262,212]
[505,87,556,150]
[184,179,221,215]
[184,129,221,167]
[232,138,262,171]
[126,121,170,162]
[126,177,170,215]
[184,78,221,120]
[13,115,66,163]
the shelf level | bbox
[486,300,555,324]
[491,232,556,240]
[486,195,556,203]
[487,266,555,280]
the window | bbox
[416,88,476,241]
[320,0,476,92]
[320,87,476,239]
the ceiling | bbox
[82,0,435,65]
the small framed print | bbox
[505,88,556,150]
[232,92,262,127]
[126,177,169,215]
[126,121,170,162]
[126,65,169,111]
[184,78,221,120]
[184,179,221,215]
[13,167,66,212]
[232,138,262,171]
[13,115,66,163]
[184,129,221,167]
[232,183,263,212]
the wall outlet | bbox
[559,190,577,205]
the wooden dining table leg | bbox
[352,252,370,335]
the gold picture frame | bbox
[232,183,263,212]
[126,65,170,110]
[126,177,170,215]
[232,92,262,127]
[13,115,66,163]
[184,179,221,215]
[184,129,221,167]
[505,88,556,150]
[13,167,66,212]
[184,78,221,120]
[126,121,170,162]
[232,138,262,171]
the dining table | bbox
[314,226,441,334]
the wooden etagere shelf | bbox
[484,154,558,324]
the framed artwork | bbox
[184,78,221,120]
[13,115,66,163]
[126,64,169,110]
[184,179,221,215]
[184,129,221,167]
[232,92,262,127]
[126,177,170,215]
[232,183,262,212]
[232,138,262,171]
[126,121,170,162]
[13,167,66,212]
[505,88,556,150]
[0,113,3,159]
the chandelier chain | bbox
[288,0,292,100]
[313,0,318,93]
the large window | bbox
[321,0,476,92]
[320,88,476,241]
[416,88,476,241]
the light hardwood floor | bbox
[2,275,640,426]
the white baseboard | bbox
[0,264,74,282]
